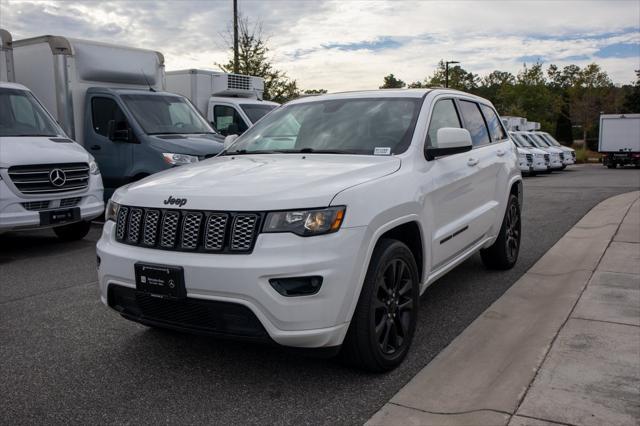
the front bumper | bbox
[0,175,104,231]
[97,221,369,348]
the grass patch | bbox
[573,146,601,163]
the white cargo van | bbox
[598,114,640,168]
[166,69,279,136]
[12,36,223,199]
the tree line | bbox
[380,61,640,148]
[221,18,639,149]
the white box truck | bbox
[599,114,640,168]
[166,69,279,136]
[0,28,14,82]
[12,36,224,199]
[501,116,527,131]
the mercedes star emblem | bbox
[49,168,67,187]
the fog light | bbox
[269,276,323,297]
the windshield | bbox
[227,98,421,155]
[539,132,560,146]
[510,133,532,147]
[240,103,277,124]
[0,88,60,137]
[121,94,214,135]
[528,133,550,147]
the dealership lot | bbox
[1,164,639,425]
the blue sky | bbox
[1,0,638,91]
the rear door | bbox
[454,99,501,248]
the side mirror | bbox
[425,128,473,160]
[107,119,131,142]
[224,134,238,148]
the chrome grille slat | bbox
[142,210,160,246]
[160,211,180,248]
[127,208,143,243]
[115,206,129,241]
[8,162,90,195]
[231,214,258,251]
[114,206,259,254]
[204,214,228,251]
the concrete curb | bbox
[366,190,640,426]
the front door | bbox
[85,96,133,194]
[211,104,249,136]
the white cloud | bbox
[1,0,638,91]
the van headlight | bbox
[105,200,120,222]
[89,157,100,174]
[263,206,346,236]
[162,153,199,165]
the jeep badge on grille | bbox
[163,196,187,207]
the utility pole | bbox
[233,0,239,74]
[445,60,459,88]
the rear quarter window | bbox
[479,104,507,142]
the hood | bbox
[527,147,547,155]
[0,137,90,168]
[149,134,224,156]
[516,147,529,155]
[114,154,401,210]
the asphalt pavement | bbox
[1,164,639,425]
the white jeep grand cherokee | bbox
[97,89,522,371]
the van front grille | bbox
[115,205,261,254]
[8,163,89,194]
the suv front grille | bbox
[8,163,89,194]
[115,206,262,253]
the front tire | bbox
[53,220,91,241]
[481,194,521,270]
[340,239,419,372]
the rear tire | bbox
[53,220,91,241]
[481,194,521,270]
[607,163,617,169]
[340,239,419,372]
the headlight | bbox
[162,153,199,166]
[89,158,100,175]
[263,206,346,236]
[105,200,120,222]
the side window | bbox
[480,104,507,142]
[213,105,248,135]
[458,100,490,147]
[92,97,126,137]
[426,99,462,148]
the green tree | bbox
[425,60,478,91]
[622,69,640,113]
[380,74,406,89]
[218,17,301,103]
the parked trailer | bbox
[12,36,223,198]
[166,69,279,136]
[0,28,14,82]
[599,114,640,168]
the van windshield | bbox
[510,133,532,148]
[226,98,421,155]
[121,94,215,135]
[528,133,550,147]
[539,133,561,146]
[240,104,277,123]
[0,88,60,137]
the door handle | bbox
[496,149,505,157]
[90,145,101,151]
[467,158,479,167]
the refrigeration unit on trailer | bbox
[501,116,527,131]
[12,36,223,199]
[0,28,14,82]
[598,114,640,168]
[166,69,279,136]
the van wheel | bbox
[607,164,616,169]
[481,194,520,270]
[53,221,91,241]
[340,239,419,372]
